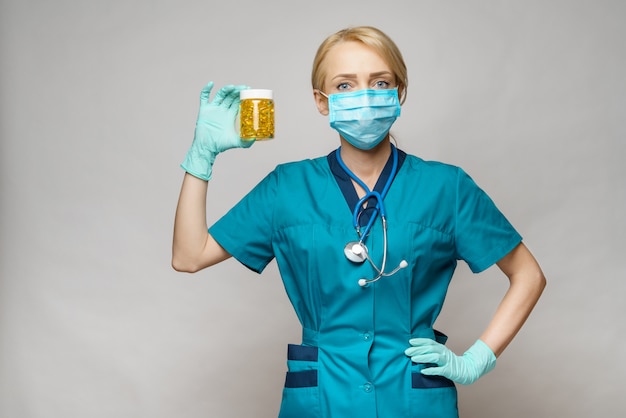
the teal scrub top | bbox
[209,150,522,418]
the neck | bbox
[339,138,392,192]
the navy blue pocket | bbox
[412,372,455,389]
[285,370,318,388]
[284,344,319,389]
[434,329,448,344]
[287,344,318,361]
[279,345,321,417]
[411,332,454,389]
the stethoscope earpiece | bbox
[358,258,409,287]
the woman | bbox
[173,26,546,418]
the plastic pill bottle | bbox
[240,89,274,140]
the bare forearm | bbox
[172,173,213,272]
[480,244,547,357]
[479,272,545,357]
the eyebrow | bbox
[331,71,393,81]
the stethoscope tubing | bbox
[337,145,405,286]
[336,145,398,241]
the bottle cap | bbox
[240,89,273,100]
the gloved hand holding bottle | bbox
[405,338,497,385]
[181,82,253,181]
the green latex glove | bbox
[405,339,496,385]
[181,82,253,180]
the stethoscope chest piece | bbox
[344,241,367,263]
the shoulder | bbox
[268,156,330,184]
[398,153,489,202]
[249,156,330,197]
[401,153,465,184]
[273,156,328,174]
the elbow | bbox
[509,265,547,301]
[531,271,547,310]
[537,271,547,294]
[531,262,547,291]
[171,253,203,273]
[527,268,547,299]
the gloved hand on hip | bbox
[181,82,253,181]
[405,339,496,385]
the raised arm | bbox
[171,82,253,273]
[172,173,231,272]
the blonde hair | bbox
[311,26,408,104]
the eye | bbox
[337,82,352,91]
[373,80,391,89]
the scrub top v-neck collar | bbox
[327,145,407,225]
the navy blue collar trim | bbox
[327,147,407,225]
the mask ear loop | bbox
[317,89,329,99]
[315,89,331,118]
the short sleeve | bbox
[208,170,278,273]
[454,168,522,273]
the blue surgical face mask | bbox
[320,88,401,150]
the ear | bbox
[397,84,407,104]
[313,90,329,116]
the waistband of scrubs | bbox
[301,327,448,346]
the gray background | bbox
[1,0,624,417]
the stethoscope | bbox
[336,145,408,287]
